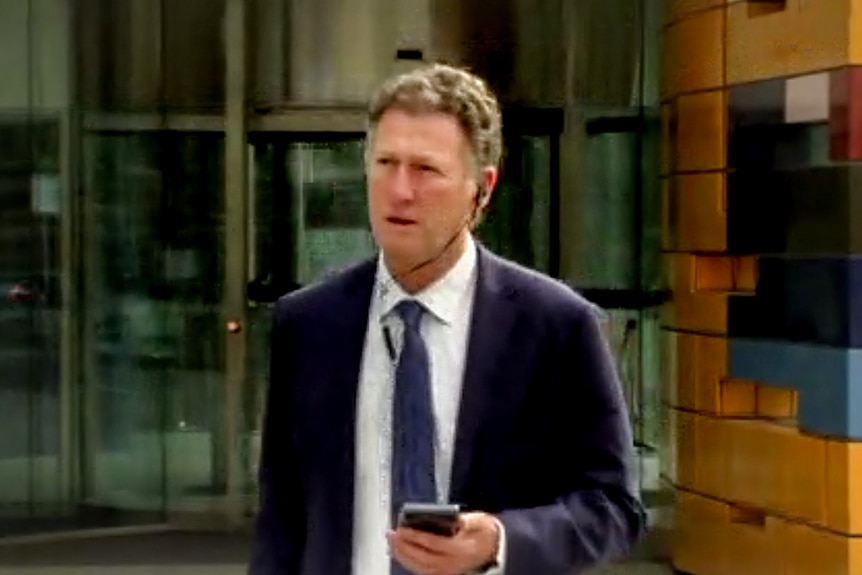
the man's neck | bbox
[386,233,469,295]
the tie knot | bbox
[395,299,425,331]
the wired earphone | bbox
[377,183,490,361]
[375,182,490,301]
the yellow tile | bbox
[668,254,756,293]
[673,491,732,575]
[734,256,758,292]
[675,333,699,410]
[825,441,862,535]
[663,8,725,96]
[669,332,742,415]
[676,90,727,171]
[756,384,798,419]
[676,409,697,489]
[726,419,779,510]
[778,429,827,524]
[667,292,728,334]
[686,254,757,292]
[727,0,853,85]
[718,378,756,416]
[852,0,862,64]
[695,415,728,497]
[674,173,727,252]
[697,336,730,412]
[778,518,862,575]
[725,508,779,575]
[695,256,735,292]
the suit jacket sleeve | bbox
[497,302,646,575]
[248,301,305,574]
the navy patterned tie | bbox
[391,299,437,525]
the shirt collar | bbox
[375,235,477,326]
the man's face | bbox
[367,108,483,272]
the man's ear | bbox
[478,166,498,209]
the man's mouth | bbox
[387,217,416,225]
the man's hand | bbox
[388,512,500,575]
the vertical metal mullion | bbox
[223,0,248,528]
[59,0,80,514]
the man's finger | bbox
[397,528,457,554]
[390,532,446,575]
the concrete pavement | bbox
[0,530,673,575]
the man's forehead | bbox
[374,124,469,153]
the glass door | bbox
[79,131,227,525]
[0,119,65,536]
[243,136,375,506]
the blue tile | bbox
[729,338,862,439]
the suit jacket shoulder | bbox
[482,250,603,330]
[273,258,378,325]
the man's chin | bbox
[381,248,434,275]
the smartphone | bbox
[397,502,461,537]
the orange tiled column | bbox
[662,1,862,573]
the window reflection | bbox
[479,135,552,273]
[0,118,62,534]
[81,132,225,511]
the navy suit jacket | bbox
[249,246,645,575]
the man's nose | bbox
[388,166,416,202]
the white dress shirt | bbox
[351,236,505,575]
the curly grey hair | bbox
[366,63,503,172]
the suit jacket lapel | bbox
[449,246,519,503]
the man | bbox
[249,64,645,575]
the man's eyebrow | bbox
[373,150,444,165]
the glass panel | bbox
[0,119,63,536]
[477,135,553,273]
[578,113,641,290]
[248,138,375,293]
[292,141,377,283]
[80,132,225,521]
[244,138,375,501]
